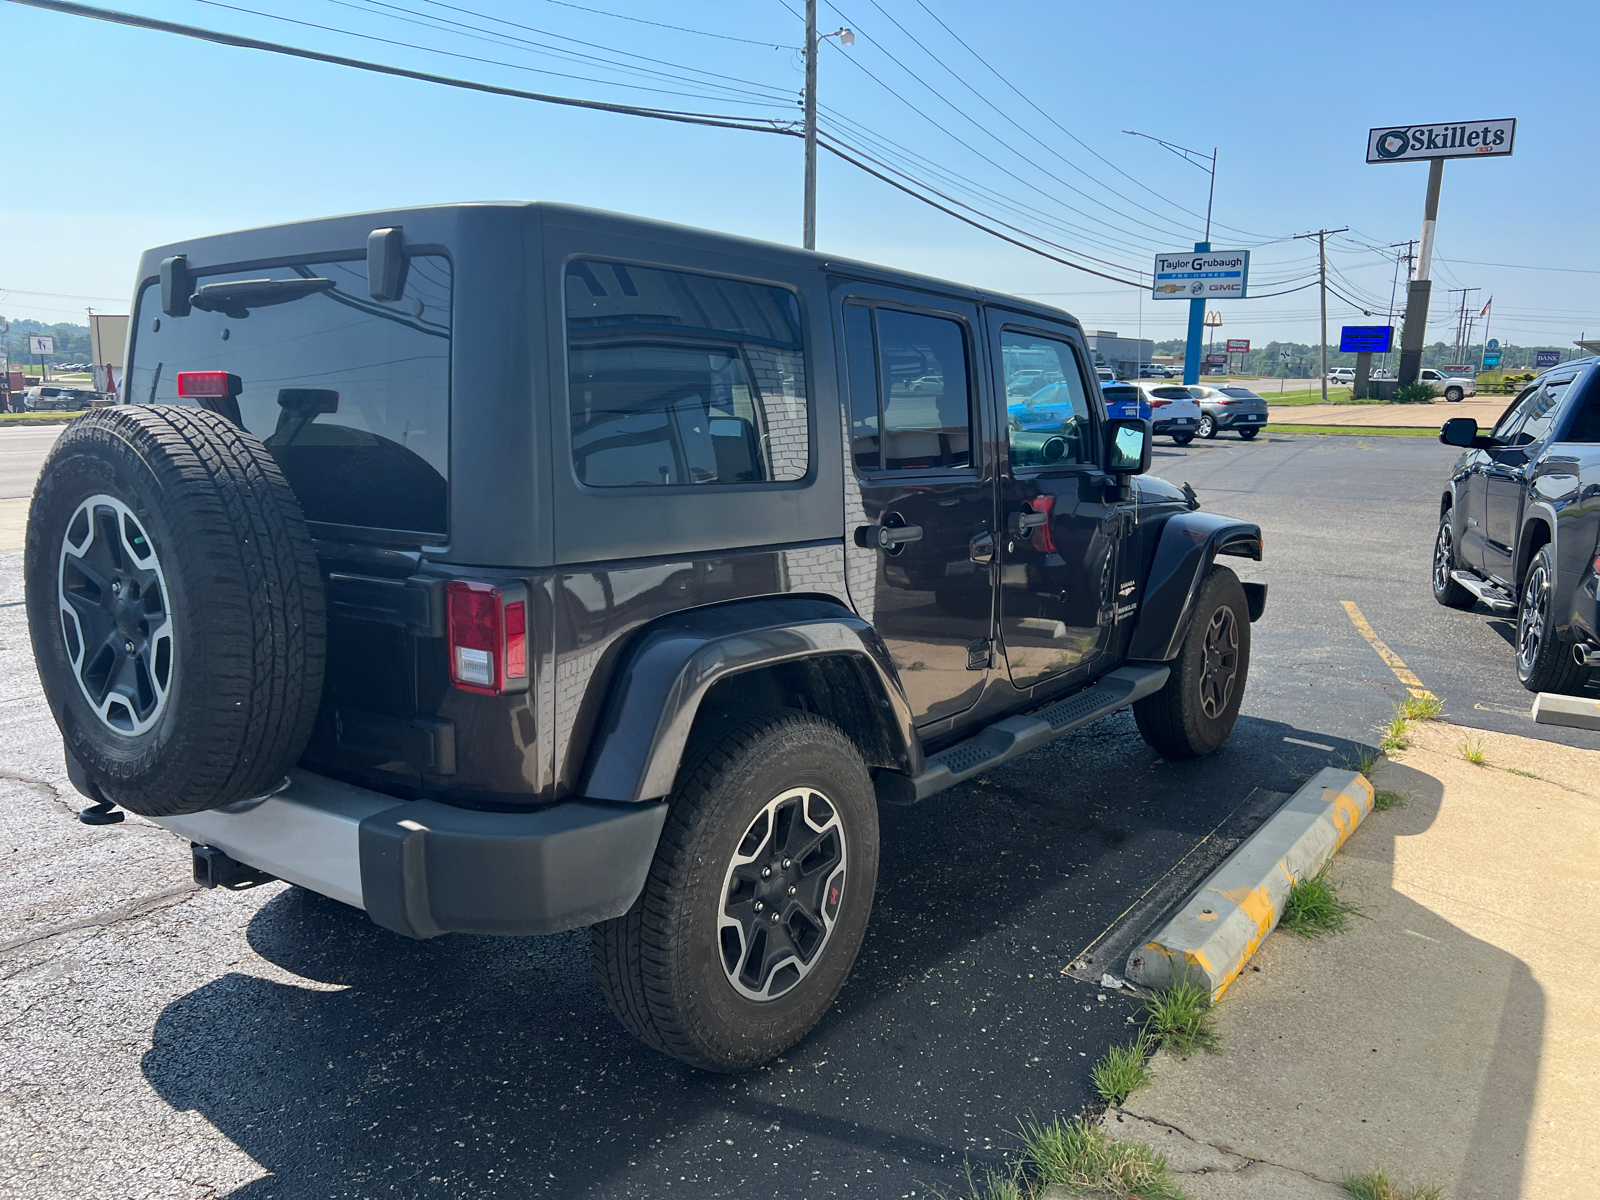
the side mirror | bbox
[1440,416,1478,448]
[1104,418,1152,475]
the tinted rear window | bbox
[1149,387,1192,399]
[1219,387,1263,399]
[127,256,451,538]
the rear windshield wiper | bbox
[189,277,335,319]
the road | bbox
[0,425,63,499]
[0,427,1593,1198]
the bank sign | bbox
[1366,119,1515,164]
[1151,250,1250,300]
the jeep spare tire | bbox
[25,405,325,817]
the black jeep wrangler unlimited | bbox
[1433,356,1600,692]
[26,204,1264,1071]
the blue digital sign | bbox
[1339,325,1394,353]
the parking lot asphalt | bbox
[1,428,1593,1199]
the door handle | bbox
[855,522,923,550]
[968,530,995,565]
[1006,510,1047,537]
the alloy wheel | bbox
[1518,563,1548,675]
[1433,520,1455,593]
[57,495,174,735]
[1198,604,1239,719]
[717,787,847,1002]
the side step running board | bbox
[1450,570,1517,615]
[876,665,1170,805]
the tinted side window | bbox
[1515,378,1571,445]
[127,257,451,537]
[565,260,808,488]
[842,304,879,472]
[1492,386,1538,442]
[1001,330,1093,468]
[876,309,972,471]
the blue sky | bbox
[3,0,1596,350]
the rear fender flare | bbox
[1126,511,1264,662]
[579,599,918,803]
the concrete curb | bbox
[1532,692,1600,731]
[1124,767,1374,1000]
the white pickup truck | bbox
[1418,368,1476,401]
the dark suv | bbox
[26,203,1264,1071]
[1433,357,1600,692]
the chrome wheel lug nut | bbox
[111,581,122,594]
[753,900,763,912]
[760,866,771,879]
[787,885,797,896]
[782,858,792,868]
[769,911,781,923]
[124,640,135,654]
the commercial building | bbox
[1085,330,1155,380]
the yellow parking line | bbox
[1341,601,1436,700]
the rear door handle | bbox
[855,523,923,550]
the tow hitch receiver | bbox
[191,843,277,890]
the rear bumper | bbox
[1217,410,1266,426]
[150,770,667,939]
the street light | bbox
[1124,130,1218,384]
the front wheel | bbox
[1432,510,1476,609]
[1445,387,1464,402]
[1171,431,1195,446]
[1197,414,1217,439]
[590,710,879,1071]
[1237,427,1259,440]
[1516,546,1589,694]
[1134,565,1251,758]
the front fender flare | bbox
[1126,511,1263,663]
[579,599,917,803]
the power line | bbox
[536,0,797,49]
[6,0,795,133]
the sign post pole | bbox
[1397,158,1443,387]
[1353,352,1373,399]
[1184,241,1208,386]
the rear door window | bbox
[843,304,974,472]
[564,260,808,488]
[127,256,451,538]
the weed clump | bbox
[1279,868,1362,938]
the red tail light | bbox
[1150,399,1170,409]
[1028,494,1057,554]
[176,370,240,399]
[446,581,529,695]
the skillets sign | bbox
[1366,119,1515,164]
[1151,250,1250,300]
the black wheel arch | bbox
[1125,510,1264,663]
[577,597,919,804]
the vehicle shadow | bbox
[138,711,1372,1198]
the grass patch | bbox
[1092,1038,1153,1105]
[1262,424,1437,437]
[1354,746,1380,775]
[1379,715,1410,754]
[1507,767,1539,779]
[1279,868,1361,939]
[1396,695,1442,722]
[1142,976,1219,1055]
[1372,789,1407,811]
[0,411,85,426]
[1461,736,1487,766]
[1021,1116,1187,1200]
[1342,1166,1444,1200]
[944,1161,1026,1200]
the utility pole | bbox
[1448,287,1479,365]
[803,0,817,251]
[1295,226,1348,402]
[1384,240,1414,377]
[800,9,853,251]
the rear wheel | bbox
[1237,427,1259,440]
[1171,431,1195,446]
[1431,509,1476,609]
[590,710,879,1071]
[1197,414,1217,439]
[1516,545,1588,694]
[1134,566,1251,758]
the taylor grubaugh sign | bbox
[1367,119,1516,164]
[1151,250,1250,300]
